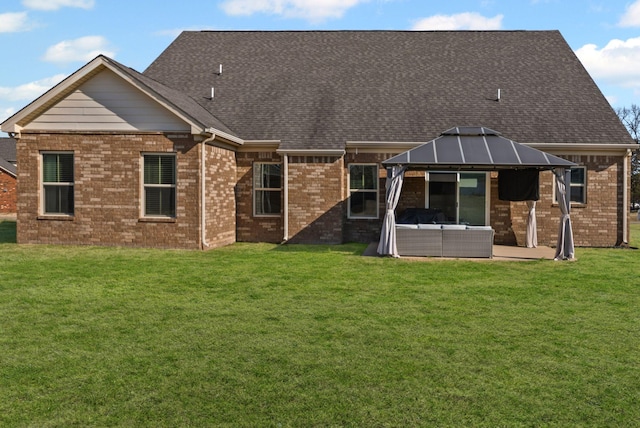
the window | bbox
[42,152,74,215]
[254,163,281,216]
[555,166,586,204]
[143,154,176,217]
[348,164,378,218]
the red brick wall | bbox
[16,132,214,249]
[0,169,16,213]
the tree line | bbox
[616,105,640,209]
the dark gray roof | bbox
[0,137,16,176]
[102,56,235,136]
[144,30,634,150]
[382,127,576,170]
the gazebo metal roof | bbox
[382,127,576,170]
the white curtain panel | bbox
[525,200,538,248]
[553,168,575,260]
[377,165,407,257]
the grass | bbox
[1,219,639,426]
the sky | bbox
[2,0,640,134]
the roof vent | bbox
[497,88,501,102]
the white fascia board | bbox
[0,165,16,178]
[203,127,244,146]
[346,141,425,153]
[525,143,639,154]
[1,56,108,133]
[1,55,209,136]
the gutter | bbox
[282,154,289,243]
[623,149,631,246]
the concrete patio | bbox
[363,242,557,261]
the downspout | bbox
[201,133,216,249]
[623,149,630,245]
[282,153,289,243]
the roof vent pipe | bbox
[217,64,223,76]
[497,88,501,102]
[210,87,215,100]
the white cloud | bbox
[0,74,68,102]
[575,37,640,89]
[0,12,31,33]
[0,107,17,125]
[619,0,640,27]
[43,36,115,63]
[412,12,503,30]
[22,0,94,10]
[220,0,368,22]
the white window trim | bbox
[348,163,379,220]
[553,166,587,205]
[141,152,177,219]
[253,162,282,217]
[40,151,74,217]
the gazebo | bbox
[377,127,577,260]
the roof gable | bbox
[25,68,191,132]
[1,55,238,141]
[144,30,634,150]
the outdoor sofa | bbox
[395,208,494,258]
[396,224,494,258]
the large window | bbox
[42,152,74,215]
[348,164,378,219]
[143,154,176,217]
[254,163,281,216]
[555,166,587,204]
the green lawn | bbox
[1,219,639,427]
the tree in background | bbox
[616,105,640,209]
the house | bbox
[0,137,17,214]
[1,30,636,249]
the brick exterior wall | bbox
[204,144,237,248]
[343,152,396,243]
[16,132,235,249]
[236,152,284,243]
[0,169,16,213]
[14,135,628,249]
[287,156,344,244]
[499,155,627,247]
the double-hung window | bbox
[555,166,587,204]
[253,162,281,216]
[348,164,378,218]
[42,152,74,215]
[143,154,176,217]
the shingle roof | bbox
[0,137,16,176]
[143,31,633,150]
